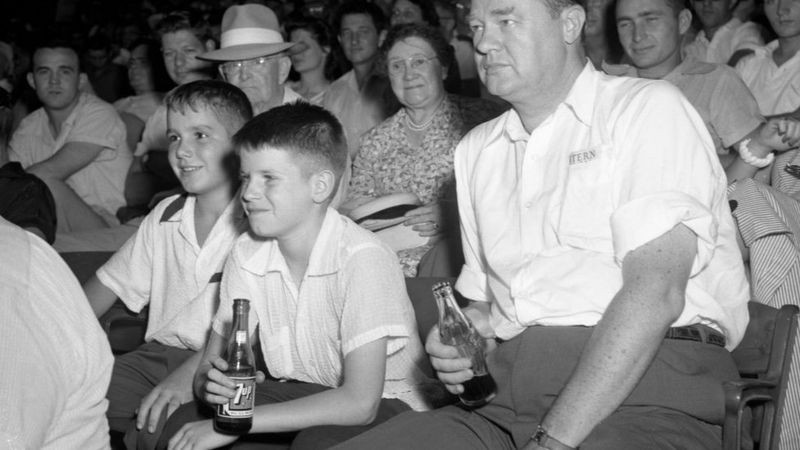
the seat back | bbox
[725,302,799,450]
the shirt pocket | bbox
[555,145,615,253]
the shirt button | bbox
[525,201,533,208]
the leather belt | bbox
[665,324,726,348]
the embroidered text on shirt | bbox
[569,149,598,166]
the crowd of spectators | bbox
[3,0,800,448]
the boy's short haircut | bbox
[164,80,253,134]
[234,101,347,195]
[155,10,217,44]
[333,0,389,35]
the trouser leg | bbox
[106,342,194,433]
[155,380,331,450]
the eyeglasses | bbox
[218,55,280,80]
[387,55,438,76]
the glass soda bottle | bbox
[432,281,497,408]
[214,299,256,434]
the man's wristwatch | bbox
[531,425,576,450]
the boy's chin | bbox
[248,220,280,239]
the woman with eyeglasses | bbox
[285,18,342,105]
[343,24,505,277]
[389,0,464,95]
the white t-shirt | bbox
[97,194,246,350]
[454,63,750,349]
[0,218,113,449]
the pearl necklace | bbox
[404,97,446,132]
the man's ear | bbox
[311,169,336,203]
[26,72,34,90]
[205,39,217,52]
[562,4,586,45]
[678,8,692,35]
[278,55,292,84]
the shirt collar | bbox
[501,62,597,140]
[160,193,190,223]
[664,57,717,82]
[240,207,342,278]
[563,62,599,126]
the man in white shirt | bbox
[324,0,395,158]
[9,40,131,232]
[606,0,800,183]
[0,217,113,449]
[335,0,750,448]
[198,4,303,115]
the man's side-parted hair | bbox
[544,0,585,18]
[333,0,389,35]
[31,37,82,72]
[233,101,348,195]
[155,10,217,44]
[164,80,253,135]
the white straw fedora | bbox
[198,4,294,62]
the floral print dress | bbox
[349,94,506,276]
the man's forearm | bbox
[534,224,695,447]
[537,286,682,447]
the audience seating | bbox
[61,252,799,449]
[724,302,799,450]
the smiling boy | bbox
[159,102,439,450]
[82,80,252,447]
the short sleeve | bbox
[731,21,765,53]
[709,68,763,148]
[96,208,157,312]
[608,82,723,274]
[68,100,127,160]
[339,244,412,357]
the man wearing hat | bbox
[199,4,304,115]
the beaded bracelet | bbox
[738,138,775,168]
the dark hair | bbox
[285,17,346,81]
[31,37,82,72]
[165,80,253,135]
[233,101,347,198]
[379,23,451,74]
[128,38,174,92]
[333,0,389,35]
[155,10,217,44]
[392,0,441,26]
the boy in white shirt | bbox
[82,80,253,445]
[159,102,440,450]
